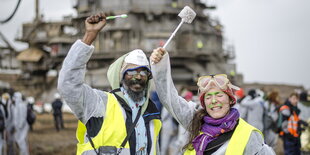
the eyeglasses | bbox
[126,70,150,77]
[197,74,239,93]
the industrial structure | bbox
[0,0,241,102]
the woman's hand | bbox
[150,47,166,64]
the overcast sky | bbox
[210,0,310,89]
[1,0,309,89]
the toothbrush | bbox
[106,14,128,20]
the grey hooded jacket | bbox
[58,40,160,155]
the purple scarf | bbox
[192,108,240,155]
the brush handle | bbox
[152,19,184,64]
[163,19,185,49]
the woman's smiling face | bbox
[204,87,231,119]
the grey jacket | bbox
[240,96,264,131]
[151,53,275,155]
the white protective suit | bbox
[2,95,15,154]
[160,108,178,155]
[263,101,278,150]
[13,92,29,155]
[170,124,189,155]
[0,101,5,154]
[240,96,264,132]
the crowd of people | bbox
[0,89,67,154]
[2,12,309,155]
[0,89,36,155]
[236,89,310,155]
[158,87,310,155]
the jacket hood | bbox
[107,53,151,113]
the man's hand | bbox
[82,12,107,45]
[150,47,166,64]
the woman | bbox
[150,48,275,155]
[264,91,281,149]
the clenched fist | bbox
[82,12,107,45]
[150,47,166,64]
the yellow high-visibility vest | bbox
[184,118,262,155]
[76,92,162,155]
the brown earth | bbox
[29,113,78,155]
[29,113,287,155]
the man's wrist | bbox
[82,31,98,45]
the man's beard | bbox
[122,79,147,102]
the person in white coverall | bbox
[240,89,265,132]
[2,93,16,154]
[160,108,178,155]
[0,94,6,154]
[13,92,29,155]
[150,48,275,155]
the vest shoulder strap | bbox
[109,88,142,154]
[279,105,290,111]
[205,127,235,154]
[226,118,262,155]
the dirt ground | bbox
[29,113,77,155]
[29,113,287,155]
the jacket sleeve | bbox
[57,40,108,124]
[151,53,199,129]
[244,131,276,155]
[240,96,255,107]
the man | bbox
[26,96,35,131]
[58,13,161,155]
[51,93,64,131]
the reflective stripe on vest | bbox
[76,92,162,155]
[150,119,162,155]
[184,118,263,155]
[287,111,299,137]
[279,105,300,137]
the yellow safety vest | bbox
[76,92,162,155]
[184,118,263,155]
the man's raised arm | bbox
[57,13,107,123]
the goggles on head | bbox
[197,74,239,93]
